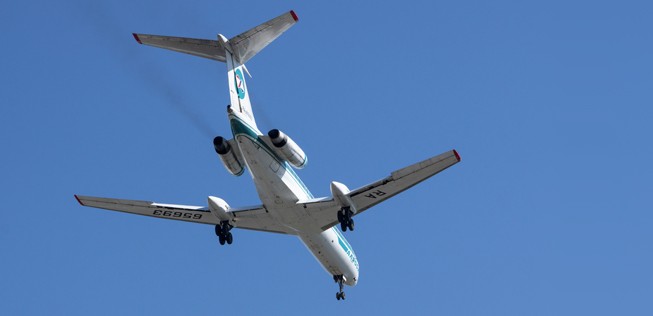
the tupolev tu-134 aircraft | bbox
[75,10,461,300]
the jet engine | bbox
[213,136,245,176]
[267,129,307,169]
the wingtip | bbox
[74,194,84,206]
[132,33,142,44]
[453,149,461,162]
[290,10,299,21]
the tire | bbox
[341,292,346,300]
[219,235,225,245]
[341,221,347,232]
[337,211,343,223]
[348,219,355,231]
[226,232,233,245]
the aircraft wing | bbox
[75,195,295,235]
[300,150,461,231]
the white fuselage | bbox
[229,113,359,286]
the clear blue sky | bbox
[2,1,652,315]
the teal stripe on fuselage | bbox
[337,234,349,252]
[230,115,358,270]
[333,227,359,270]
[333,227,353,252]
[229,115,313,199]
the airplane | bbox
[74,10,461,300]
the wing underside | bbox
[75,150,458,234]
[300,150,461,230]
[75,195,295,235]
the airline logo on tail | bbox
[235,68,246,99]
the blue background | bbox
[2,1,652,314]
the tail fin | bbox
[133,10,299,126]
[221,46,256,124]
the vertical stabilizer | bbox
[228,56,256,125]
[218,10,299,128]
[219,34,256,126]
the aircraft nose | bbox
[346,270,359,286]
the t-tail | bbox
[132,10,299,128]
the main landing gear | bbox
[337,207,355,232]
[333,275,346,300]
[215,221,233,245]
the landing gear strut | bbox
[333,274,346,300]
[215,221,233,245]
[337,207,355,232]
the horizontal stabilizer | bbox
[132,10,298,64]
[229,10,298,64]
[132,34,226,62]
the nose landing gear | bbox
[215,221,233,245]
[333,274,346,300]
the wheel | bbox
[226,232,233,245]
[219,235,226,245]
[341,221,347,232]
[215,225,223,236]
[341,292,346,300]
[337,211,343,223]
[336,292,340,300]
[348,219,355,231]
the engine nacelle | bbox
[213,136,244,176]
[267,129,307,169]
